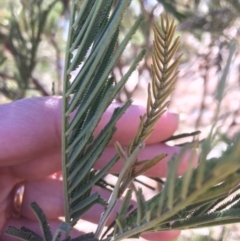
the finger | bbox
[9,150,62,180]
[14,178,150,224]
[95,144,198,176]
[17,179,120,224]
[96,102,179,145]
[4,180,181,241]
[0,97,178,166]
[8,142,197,180]
[20,179,64,220]
[3,219,180,241]
[15,164,194,224]
[140,231,181,241]
[0,97,62,166]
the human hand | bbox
[0,96,197,241]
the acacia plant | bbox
[4,1,240,241]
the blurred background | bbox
[0,0,240,240]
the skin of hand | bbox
[0,96,198,241]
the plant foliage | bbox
[0,0,59,99]
[61,0,146,228]
[4,1,240,241]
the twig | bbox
[95,144,144,238]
